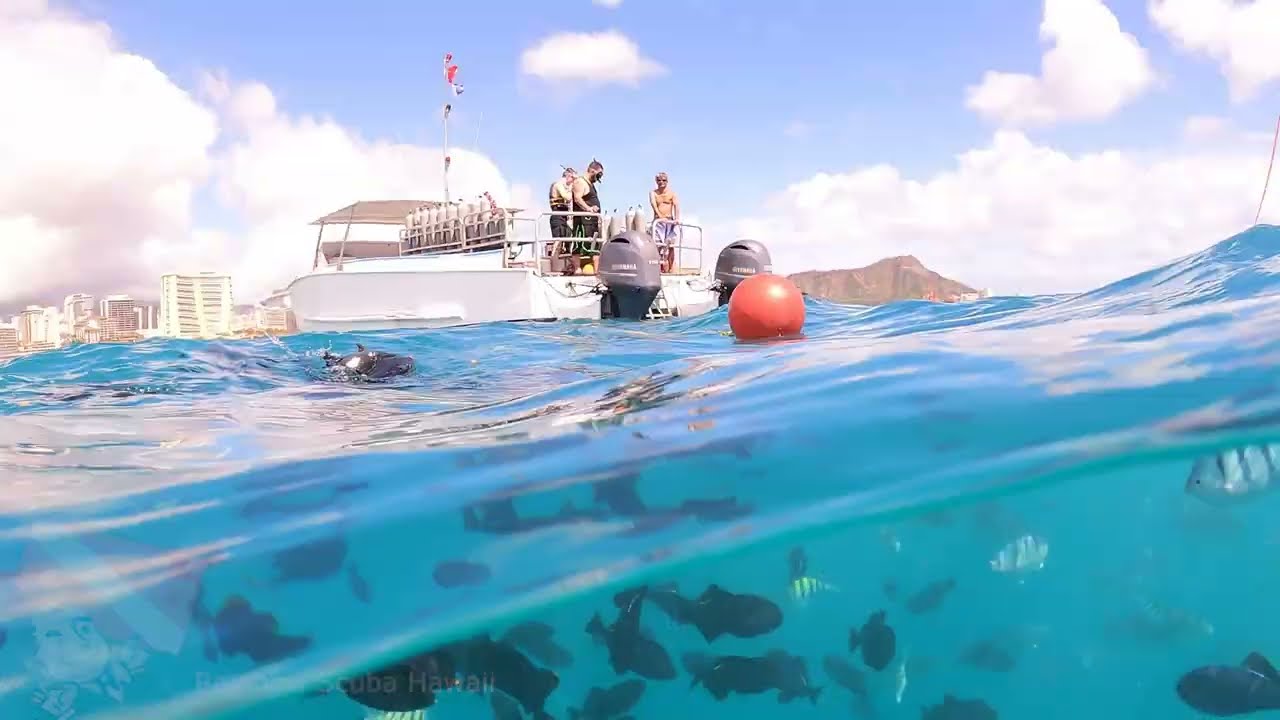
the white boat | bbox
[284,199,774,332]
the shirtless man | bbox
[649,172,680,271]
[548,167,576,239]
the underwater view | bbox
[2,225,1280,720]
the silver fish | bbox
[990,534,1048,573]
[1185,444,1280,505]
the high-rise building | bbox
[63,293,93,336]
[134,305,157,331]
[14,306,61,349]
[98,295,138,341]
[0,325,17,357]
[160,273,234,339]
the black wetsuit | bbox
[574,177,601,254]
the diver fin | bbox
[1243,652,1280,681]
[356,344,366,352]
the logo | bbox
[10,533,207,718]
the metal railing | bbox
[501,211,704,275]
[315,205,707,277]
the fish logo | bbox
[4,533,210,717]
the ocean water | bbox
[3,226,1280,720]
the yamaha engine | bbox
[598,229,663,320]
[714,239,773,306]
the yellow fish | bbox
[789,576,838,602]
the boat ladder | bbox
[646,289,674,319]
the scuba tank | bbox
[624,207,637,233]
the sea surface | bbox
[3,226,1280,720]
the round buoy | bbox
[581,262,595,274]
[728,273,805,340]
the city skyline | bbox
[0,271,292,359]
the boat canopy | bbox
[311,200,443,226]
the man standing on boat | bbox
[566,159,604,273]
[549,166,575,239]
[649,172,680,272]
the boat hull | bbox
[287,256,718,332]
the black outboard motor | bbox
[598,229,663,320]
[713,239,773,306]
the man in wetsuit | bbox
[568,160,604,273]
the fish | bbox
[989,535,1048,573]
[448,634,559,720]
[1176,651,1280,715]
[586,586,676,680]
[789,575,838,603]
[340,648,456,713]
[568,678,647,720]
[787,545,837,602]
[957,641,1016,672]
[500,620,574,669]
[921,693,999,720]
[683,650,821,704]
[211,595,312,664]
[849,610,896,671]
[824,653,876,717]
[433,559,492,588]
[347,564,371,603]
[646,583,782,642]
[462,498,607,534]
[0,626,6,650]
[904,578,956,614]
[271,534,348,583]
[1186,444,1280,505]
[1109,598,1214,645]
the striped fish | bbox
[371,712,427,720]
[789,575,838,602]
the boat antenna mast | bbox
[442,52,465,205]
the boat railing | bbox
[502,211,704,275]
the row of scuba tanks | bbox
[597,207,649,238]
[404,200,511,249]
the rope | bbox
[1255,113,1280,226]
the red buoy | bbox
[728,273,805,340]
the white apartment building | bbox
[160,273,235,339]
[0,325,17,357]
[15,306,59,348]
[62,293,93,336]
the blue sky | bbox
[78,0,1279,225]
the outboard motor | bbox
[713,239,773,306]
[598,229,663,320]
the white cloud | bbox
[719,127,1279,296]
[1149,0,1280,102]
[0,0,218,305]
[519,30,665,88]
[1182,114,1229,141]
[204,79,515,300]
[0,2,515,308]
[593,0,624,7]
[966,0,1155,127]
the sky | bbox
[2,0,1279,309]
